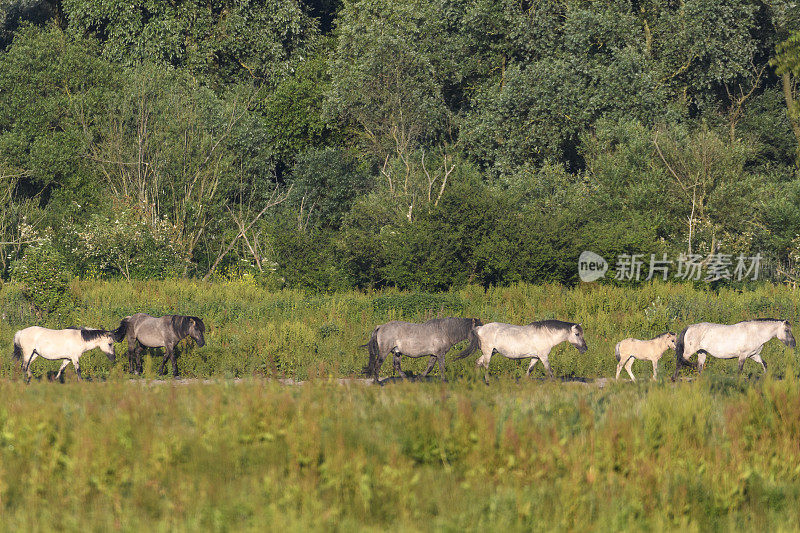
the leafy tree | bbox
[773,29,800,161]
[62,0,321,87]
[326,0,451,161]
[0,25,116,211]
[290,147,371,229]
[254,51,336,178]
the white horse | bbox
[470,320,588,380]
[615,332,676,381]
[672,319,796,380]
[12,326,117,381]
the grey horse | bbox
[113,313,206,377]
[363,317,483,383]
[672,319,796,380]
[463,319,588,380]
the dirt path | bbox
[129,376,619,387]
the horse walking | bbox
[672,319,796,380]
[463,320,588,380]
[615,332,676,381]
[363,317,483,383]
[12,326,118,381]
[114,313,206,377]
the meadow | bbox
[1,378,800,530]
[1,279,798,381]
[2,280,800,530]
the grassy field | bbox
[2,280,800,529]
[1,279,798,381]
[1,378,800,530]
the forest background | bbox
[1,0,800,294]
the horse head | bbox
[666,332,677,350]
[187,317,206,347]
[569,323,588,353]
[99,332,116,363]
[779,320,796,348]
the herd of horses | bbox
[8,310,797,383]
[363,316,796,383]
[12,313,205,381]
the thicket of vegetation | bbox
[1,1,799,291]
[2,377,800,530]
[1,279,797,381]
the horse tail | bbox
[361,328,380,377]
[614,342,621,362]
[453,326,480,361]
[112,317,129,342]
[672,326,696,380]
[12,332,21,361]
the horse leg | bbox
[615,356,629,380]
[167,346,179,378]
[476,345,493,384]
[392,352,408,379]
[697,352,707,375]
[158,348,174,375]
[651,359,658,381]
[540,352,554,379]
[127,339,137,373]
[371,346,392,383]
[421,356,437,377]
[750,352,767,374]
[55,360,70,382]
[738,355,747,376]
[625,357,636,382]
[72,359,82,381]
[436,351,447,382]
[526,357,539,377]
[25,351,38,382]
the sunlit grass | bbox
[1,280,799,381]
[0,379,799,529]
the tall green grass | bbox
[1,280,799,380]
[1,379,800,530]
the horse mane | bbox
[650,331,675,340]
[171,315,205,336]
[79,328,111,341]
[528,319,578,333]
[428,317,483,341]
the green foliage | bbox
[327,0,451,157]
[2,378,800,528]
[290,147,371,229]
[371,292,465,316]
[9,241,73,317]
[62,0,321,86]
[62,202,185,280]
[255,52,335,169]
[0,25,115,205]
[0,0,799,288]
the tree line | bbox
[1,0,799,291]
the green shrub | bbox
[10,242,73,317]
[372,293,466,317]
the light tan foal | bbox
[615,332,676,381]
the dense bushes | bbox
[0,6,799,291]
